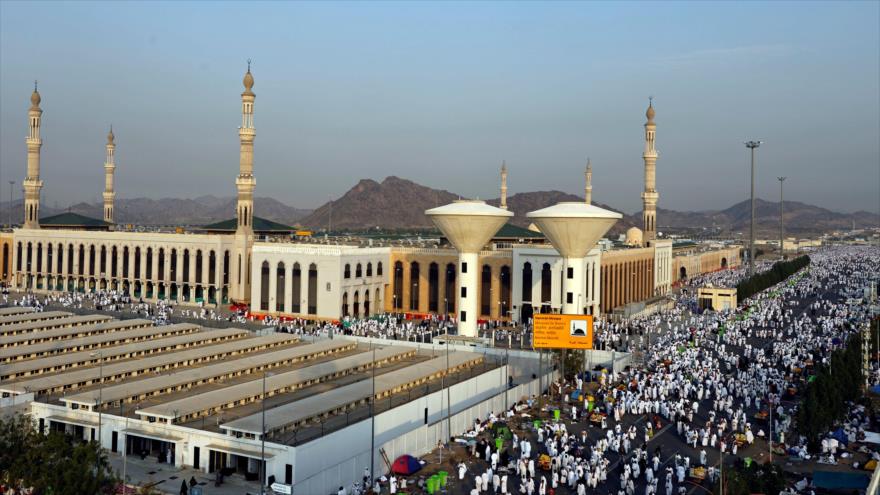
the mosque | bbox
[1,66,740,325]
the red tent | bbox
[391,455,422,475]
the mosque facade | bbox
[4,69,738,321]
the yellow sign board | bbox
[533,314,593,349]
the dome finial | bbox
[646,96,655,123]
[30,80,41,109]
[107,125,115,145]
[243,60,255,93]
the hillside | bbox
[1,177,874,237]
[0,196,311,227]
[299,176,459,230]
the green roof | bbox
[202,216,293,233]
[494,223,544,239]
[40,212,110,229]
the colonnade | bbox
[11,238,232,305]
[389,260,512,320]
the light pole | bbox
[90,351,104,446]
[745,141,762,276]
[260,371,271,495]
[369,343,378,488]
[777,177,786,259]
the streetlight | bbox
[777,177,786,259]
[369,343,379,490]
[744,140,763,276]
[260,371,274,495]
[90,351,104,446]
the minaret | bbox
[23,81,43,229]
[499,161,508,210]
[103,127,116,225]
[584,158,593,205]
[641,98,658,246]
[232,62,256,303]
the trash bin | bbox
[426,476,436,494]
[553,409,561,421]
[438,470,449,488]
[495,437,504,451]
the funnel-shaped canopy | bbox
[526,202,621,258]
[426,200,513,252]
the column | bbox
[550,262,562,312]
[268,261,277,313]
[438,266,447,315]
[490,265,501,319]
[300,268,309,315]
[562,257,585,315]
[200,250,209,287]
[59,244,66,290]
[593,260,601,315]
[530,264,541,309]
[418,264,429,313]
[188,251,196,301]
[457,252,479,337]
[116,247,125,289]
[163,249,171,293]
[284,264,293,314]
[175,249,183,285]
[250,258,262,310]
[129,246,137,287]
[85,245,93,288]
[141,247,149,288]
[215,251,224,304]
[401,263,411,311]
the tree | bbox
[0,413,118,495]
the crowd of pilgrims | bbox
[446,246,878,495]
[4,246,879,495]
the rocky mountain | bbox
[0,196,311,227]
[645,199,879,236]
[1,177,874,236]
[299,176,459,230]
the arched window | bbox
[259,261,270,311]
[307,263,318,314]
[444,263,456,313]
[428,262,439,312]
[393,261,403,310]
[377,262,383,276]
[344,264,351,279]
[500,265,511,318]
[366,262,373,277]
[342,292,349,317]
[409,262,420,310]
[355,263,362,278]
[480,265,491,316]
[276,262,285,312]
[291,263,302,313]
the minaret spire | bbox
[641,97,659,246]
[23,82,43,228]
[499,161,508,210]
[103,126,116,224]
[584,158,593,205]
[233,62,256,303]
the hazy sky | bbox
[1,1,878,214]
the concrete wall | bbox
[289,369,553,494]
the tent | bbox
[812,471,869,491]
[830,428,849,446]
[391,455,423,475]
